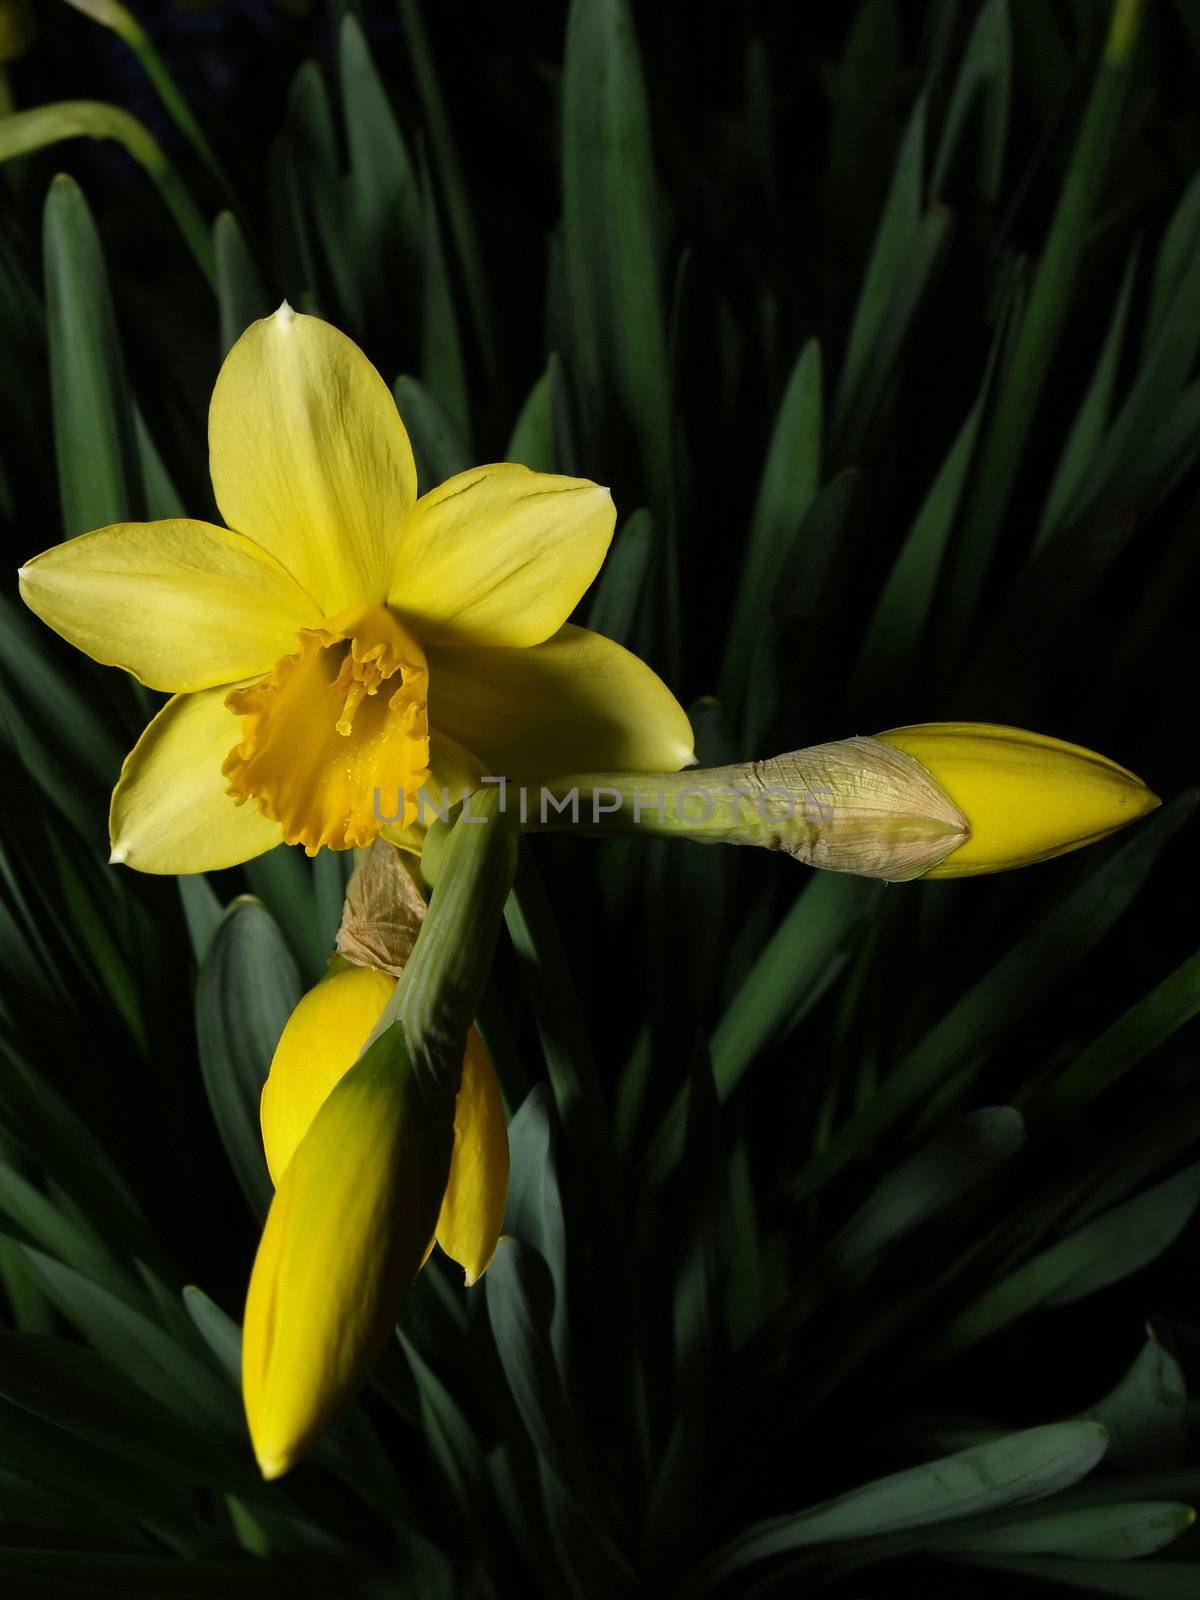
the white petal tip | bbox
[108,844,128,866]
[275,300,296,327]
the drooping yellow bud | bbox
[249,953,510,1476]
[243,1015,451,1480]
[261,962,510,1287]
[874,722,1160,877]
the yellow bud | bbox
[261,960,398,1186]
[248,960,510,1476]
[243,1013,451,1480]
[874,722,1160,878]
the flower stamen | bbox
[222,605,431,853]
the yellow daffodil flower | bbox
[19,305,694,871]
[245,958,508,1479]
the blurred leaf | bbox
[43,173,142,536]
[0,105,215,286]
[286,60,362,332]
[195,897,301,1218]
[968,1555,1200,1596]
[1081,1332,1187,1467]
[393,372,470,492]
[721,341,822,707]
[339,14,422,322]
[1037,243,1138,546]
[562,0,671,505]
[1043,947,1200,1114]
[485,1238,615,1544]
[949,1,1145,653]
[0,1330,253,1490]
[791,793,1196,1201]
[926,1500,1194,1559]
[929,0,1012,205]
[24,1250,242,1441]
[214,210,270,358]
[586,508,653,647]
[243,846,326,983]
[504,1085,569,1374]
[398,0,499,392]
[939,1160,1200,1357]
[648,872,883,1184]
[682,1422,1108,1591]
[418,150,470,437]
[825,1106,1025,1273]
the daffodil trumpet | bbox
[523,723,1159,882]
[243,797,517,1481]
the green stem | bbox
[0,101,216,287]
[66,1,235,204]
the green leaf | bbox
[1036,242,1139,546]
[586,508,654,647]
[0,1330,253,1490]
[949,2,1146,653]
[398,0,499,393]
[195,897,302,1218]
[790,792,1197,1202]
[929,0,1012,205]
[939,1160,1200,1357]
[214,210,270,358]
[43,173,143,536]
[178,873,224,964]
[1081,1331,1187,1467]
[647,872,883,1184]
[485,1239,621,1553]
[0,594,122,799]
[393,373,471,492]
[418,151,470,437]
[967,1555,1200,1598]
[504,1085,569,1373]
[825,1106,1025,1272]
[927,1500,1194,1559]
[720,340,822,706]
[23,1250,242,1442]
[338,14,422,321]
[681,1422,1108,1592]
[1043,947,1200,1114]
[243,846,326,983]
[286,60,362,333]
[562,0,671,505]
[0,105,216,287]
[851,391,983,699]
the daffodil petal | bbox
[435,1029,508,1285]
[109,686,281,873]
[19,519,320,692]
[210,306,417,614]
[388,464,614,647]
[261,962,398,1186]
[426,624,695,778]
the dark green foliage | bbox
[0,2,1197,1596]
